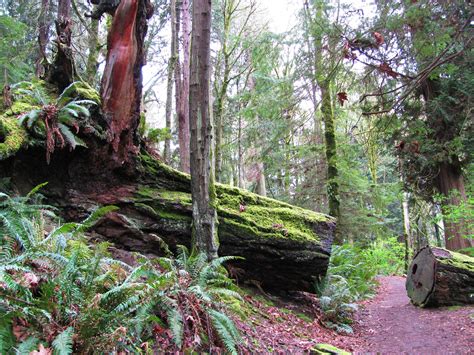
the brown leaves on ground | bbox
[236,290,365,353]
[30,344,52,355]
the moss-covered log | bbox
[80,155,334,292]
[406,246,474,307]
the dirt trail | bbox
[357,276,474,354]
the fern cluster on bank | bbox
[0,186,241,354]
[316,240,404,333]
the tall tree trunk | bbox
[320,83,341,237]
[189,0,218,259]
[437,162,473,251]
[47,0,74,91]
[256,161,266,197]
[175,0,191,173]
[36,0,51,78]
[85,18,100,84]
[164,0,178,163]
[237,110,244,189]
[101,0,153,163]
[214,78,228,182]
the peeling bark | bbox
[101,0,153,162]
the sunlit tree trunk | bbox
[189,0,218,259]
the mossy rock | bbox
[0,115,27,160]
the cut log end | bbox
[406,246,474,307]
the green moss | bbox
[135,202,191,221]
[437,248,474,272]
[139,156,333,243]
[140,153,190,182]
[6,101,39,116]
[71,81,101,103]
[217,184,332,242]
[311,344,351,355]
[0,115,27,160]
[137,187,192,207]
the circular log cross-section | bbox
[406,246,474,307]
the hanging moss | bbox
[0,115,28,160]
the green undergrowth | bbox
[139,154,333,243]
[0,115,27,159]
[316,238,405,333]
[0,186,243,354]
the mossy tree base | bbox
[0,146,335,293]
[406,246,474,307]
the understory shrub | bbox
[0,186,241,354]
[316,238,404,333]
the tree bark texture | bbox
[163,0,178,164]
[406,246,474,307]
[46,0,75,91]
[101,0,153,162]
[320,84,340,233]
[85,18,100,84]
[36,0,51,78]
[175,0,191,173]
[189,0,218,259]
[436,162,473,251]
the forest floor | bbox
[239,276,474,353]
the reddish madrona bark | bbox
[101,0,153,162]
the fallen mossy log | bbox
[0,146,335,293]
[86,155,336,292]
[406,246,474,307]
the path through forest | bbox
[356,276,473,354]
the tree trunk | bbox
[175,0,191,173]
[436,162,473,251]
[164,0,178,163]
[46,0,75,91]
[101,0,153,163]
[189,0,218,259]
[85,18,100,84]
[36,0,51,78]
[406,246,474,307]
[256,161,266,197]
[320,83,341,241]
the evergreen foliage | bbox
[0,187,241,353]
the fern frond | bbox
[16,336,39,354]
[52,327,74,355]
[208,309,240,355]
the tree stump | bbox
[406,246,474,307]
